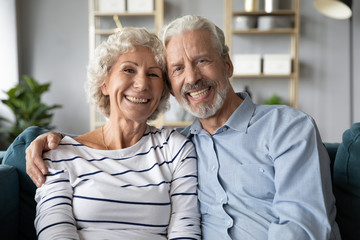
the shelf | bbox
[94,11,156,17]
[233,28,295,34]
[224,0,300,108]
[95,29,156,35]
[155,121,193,128]
[233,10,296,16]
[233,73,295,78]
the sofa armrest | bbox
[0,164,19,239]
[2,126,50,240]
[333,122,360,240]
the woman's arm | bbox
[35,158,79,240]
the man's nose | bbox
[185,65,202,85]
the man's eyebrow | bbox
[194,53,210,60]
[168,61,182,68]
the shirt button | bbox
[222,127,228,132]
[259,168,265,173]
[212,166,216,171]
[227,221,232,227]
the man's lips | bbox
[125,95,149,104]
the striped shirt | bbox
[35,126,200,240]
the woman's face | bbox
[102,46,164,123]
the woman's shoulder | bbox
[43,136,93,161]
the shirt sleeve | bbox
[34,158,79,240]
[267,113,336,239]
[167,137,201,239]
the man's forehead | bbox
[166,29,211,45]
[165,30,213,56]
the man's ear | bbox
[225,55,233,78]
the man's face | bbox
[165,29,233,119]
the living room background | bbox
[1,0,359,142]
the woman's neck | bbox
[102,119,148,149]
[75,118,148,150]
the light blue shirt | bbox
[182,93,341,240]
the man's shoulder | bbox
[256,104,311,120]
[179,125,192,138]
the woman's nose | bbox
[133,73,149,90]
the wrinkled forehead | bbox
[165,30,219,62]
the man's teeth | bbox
[189,88,209,98]
[126,96,149,103]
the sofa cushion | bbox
[333,122,360,240]
[0,165,19,239]
[2,126,50,240]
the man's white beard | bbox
[180,77,230,119]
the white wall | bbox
[299,0,360,142]
[0,0,19,123]
[17,0,89,135]
[10,0,360,142]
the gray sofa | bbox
[1,124,360,239]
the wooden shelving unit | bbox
[224,0,300,108]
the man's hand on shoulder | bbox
[25,132,63,187]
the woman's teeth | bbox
[189,88,209,98]
[126,96,149,103]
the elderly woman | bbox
[34,27,200,240]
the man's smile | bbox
[188,87,211,99]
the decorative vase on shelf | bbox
[264,0,279,13]
[244,0,259,12]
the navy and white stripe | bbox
[35,126,201,240]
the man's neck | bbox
[199,91,243,135]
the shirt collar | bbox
[226,92,255,133]
[182,92,255,137]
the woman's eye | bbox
[124,68,134,73]
[148,73,159,77]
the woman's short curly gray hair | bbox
[87,27,169,120]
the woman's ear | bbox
[101,82,109,95]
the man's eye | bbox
[174,66,182,72]
[198,59,206,63]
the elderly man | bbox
[26,15,340,239]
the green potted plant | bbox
[264,93,284,105]
[0,75,62,147]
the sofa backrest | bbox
[1,126,49,240]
